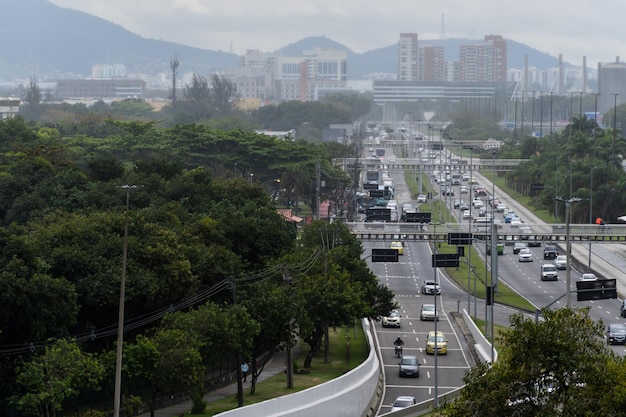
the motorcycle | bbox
[394,343,403,357]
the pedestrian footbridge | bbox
[345,222,626,243]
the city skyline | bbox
[48,0,626,67]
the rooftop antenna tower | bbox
[440,14,446,39]
[170,54,180,109]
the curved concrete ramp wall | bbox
[215,319,382,417]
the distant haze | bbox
[48,0,625,67]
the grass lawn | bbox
[201,325,368,416]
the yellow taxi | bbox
[425,330,448,355]
[390,241,404,255]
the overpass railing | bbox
[345,222,626,243]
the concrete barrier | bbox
[215,319,382,417]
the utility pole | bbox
[113,185,139,417]
[233,275,244,407]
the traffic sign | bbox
[448,232,472,245]
[576,279,617,301]
[372,248,399,263]
[405,212,431,223]
[432,253,460,267]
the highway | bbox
[362,151,626,413]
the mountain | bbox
[0,0,238,80]
[0,0,565,82]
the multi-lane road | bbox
[365,155,626,413]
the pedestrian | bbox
[241,361,249,382]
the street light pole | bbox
[531,90,536,135]
[556,197,581,308]
[539,90,543,138]
[113,184,139,417]
[589,93,600,268]
[430,219,444,408]
[613,93,619,170]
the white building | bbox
[0,98,20,119]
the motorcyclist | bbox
[394,337,404,355]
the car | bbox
[607,323,626,345]
[486,242,504,255]
[496,203,507,213]
[554,255,567,269]
[504,235,518,246]
[474,188,487,197]
[390,241,404,255]
[543,245,558,260]
[541,263,558,281]
[580,273,598,281]
[421,280,442,295]
[460,185,469,194]
[420,304,439,321]
[513,242,528,254]
[453,199,464,209]
[510,217,522,227]
[391,395,417,411]
[518,248,534,262]
[462,210,472,220]
[425,330,448,355]
[398,356,420,378]
[442,188,454,196]
[527,236,542,247]
[621,300,626,318]
[472,198,484,208]
[459,202,470,211]
[416,194,427,203]
[382,310,401,327]
[462,173,470,181]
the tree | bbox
[12,339,104,417]
[443,308,625,416]
[21,77,44,121]
[208,73,239,117]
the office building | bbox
[398,33,419,81]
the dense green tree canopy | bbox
[444,308,626,416]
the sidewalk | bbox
[139,350,288,417]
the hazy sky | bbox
[49,0,625,67]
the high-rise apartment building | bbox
[418,46,445,81]
[225,48,347,103]
[459,35,507,82]
[398,33,419,81]
[597,58,626,115]
[275,48,348,102]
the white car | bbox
[416,194,427,203]
[382,310,401,328]
[510,217,522,227]
[555,255,567,270]
[518,248,533,262]
[420,304,439,321]
[580,273,598,281]
[391,396,416,412]
[421,280,442,295]
[462,210,472,220]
